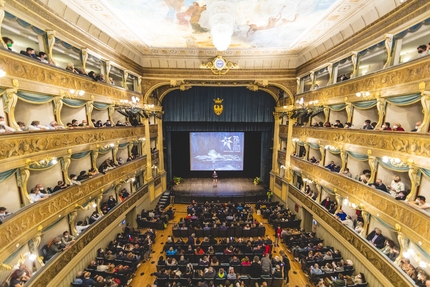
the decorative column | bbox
[339,145,348,173]
[319,141,326,167]
[2,79,20,131]
[345,99,353,123]
[53,95,64,127]
[68,210,78,236]
[108,104,115,124]
[105,60,112,83]
[95,192,103,215]
[351,52,359,79]
[418,82,430,133]
[334,190,343,213]
[315,180,322,203]
[383,34,394,69]
[137,76,142,93]
[91,148,99,171]
[376,94,386,129]
[128,141,134,158]
[157,118,165,173]
[303,142,309,160]
[17,167,31,205]
[29,226,44,268]
[86,96,95,127]
[323,105,330,124]
[296,77,301,94]
[327,63,334,85]
[367,152,378,183]
[309,71,316,90]
[122,70,129,90]
[394,224,409,265]
[360,210,370,237]
[60,150,72,185]
[332,63,339,84]
[143,118,153,182]
[80,48,89,71]
[0,0,6,49]
[407,160,421,201]
[284,113,297,183]
[45,30,56,65]
[112,142,119,165]
[271,114,281,174]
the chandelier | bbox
[208,0,236,51]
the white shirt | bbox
[29,192,47,202]
[28,125,45,131]
[76,224,90,234]
[343,219,354,229]
[0,121,15,132]
[390,180,405,193]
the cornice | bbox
[296,0,430,75]
[27,184,149,287]
[0,157,146,263]
[0,126,145,170]
[6,0,144,75]
[295,56,430,103]
[291,127,430,168]
[288,185,414,287]
[0,50,142,102]
[290,157,430,254]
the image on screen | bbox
[190,132,245,171]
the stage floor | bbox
[171,178,267,203]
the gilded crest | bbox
[213,98,224,116]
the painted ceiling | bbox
[63,0,343,52]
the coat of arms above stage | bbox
[213,98,223,116]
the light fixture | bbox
[296,97,304,106]
[280,165,286,169]
[131,96,140,104]
[120,99,129,104]
[355,91,370,97]
[292,138,300,143]
[208,0,236,51]
[69,89,85,96]
[92,203,97,208]
[0,68,6,78]
[382,156,407,167]
[29,253,37,261]
[343,198,349,205]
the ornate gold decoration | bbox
[290,157,430,253]
[213,97,224,116]
[0,126,144,165]
[29,184,149,287]
[200,55,239,75]
[45,30,56,65]
[0,0,6,49]
[81,48,89,72]
[288,186,412,287]
[2,79,19,131]
[0,158,147,261]
[384,34,394,68]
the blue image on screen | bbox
[190,132,244,171]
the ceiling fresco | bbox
[64,0,339,51]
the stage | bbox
[170,178,267,204]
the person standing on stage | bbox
[170,189,175,205]
[212,169,218,187]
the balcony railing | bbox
[290,156,430,254]
[149,124,158,138]
[277,150,286,165]
[288,184,415,287]
[0,126,145,168]
[0,157,146,261]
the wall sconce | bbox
[356,91,370,97]
[325,145,337,150]
[382,156,406,167]
[131,96,140,104]
[28,157,58,169]
[280,165,286,169]
[70,89,85,96]
[308,100,319,105]
[119,99,129,104]
[92,203,97,208]
[343,198,349,205]
[138,137,146,142]
[0,68,6,78]
[295,97,304,106]
[102,143,115,149]
[152,165,158,169]
[292,138,300,143]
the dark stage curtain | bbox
[162,87,275,184]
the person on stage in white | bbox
[212,169,218,187]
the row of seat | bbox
[157,263,264,275]
[172,227,266,238]
[154,275,284,287]
[269,220,301,229]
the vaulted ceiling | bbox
[36,0,410,69]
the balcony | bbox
[0,156,146,262]
[0,126,145,169]
[289,156,430,253]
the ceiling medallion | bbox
[200,55,239,75]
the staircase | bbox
[156,190,170,210]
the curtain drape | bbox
[419,168,430,179]
[308,143,320,150]
[17,92,53,104]
[93,102,110,110]
[62,98,87,108]
[328,104,346,111]
[71,151,92,160]
[372,215,397,231]
[321,186,335,195]
[352,100,377,109]
[118,142,130,149]
[346,151,368,161]
[386,94,421,106]
[0,169,18,183]
[376,158,409,172]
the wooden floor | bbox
[130,203,313,287]
[172,178,266,196]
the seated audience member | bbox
[358,170,371,184]
[97,74,107,83]
[37,52,49,64]
[335,209,347,221]
[353,272,366,284]
[22,47,36,58]
[395,189,410,201]
[3,36,14,51]
[88,71,98,81]
[321,196,332,209]
[81,271,96,286]
[339,74,349,81]
[29,188,50,202]
[355,221,363,233]
[16,121,27,131]
[381,122,392,130]
[389,175,405,196]
[366,228,385,249]
[342,215,354,228]
[104,119,113,127]
[66,62,80,74]
[310,263,324,276]
[328,201,338,214]
[72,271,83,284]
[77,170,89,181]
[78,120,88,127]
[332,119,344,128]
[399,258,417,280]
[28,120,47,131]
[416,271,429,286]
[411,121,422,132]
[48,237,70,258]
[75,221,90,234]
[408,195,430,212]
[53,181,68,193]
[325,161,336,171]
[392,122,405,131]
[121,188,130,200]
[61,231,75,245]
[417,44,428,57]
[341,167,352,177]
[9,270,30,287]
[107,195,117,209]
[204,266,216,279]
[369,178,388,193]
[109,77,115,85]
[362,119,374,130]
[46,121,64,130]
[88,167,99,177]
[0,206,12,223]
[388,246,400,262]
[0,115,16,132]
[89,211,101,224]
[69,174,81,186]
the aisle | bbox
[130,203,313,287]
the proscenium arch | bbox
[144,82,294,106]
